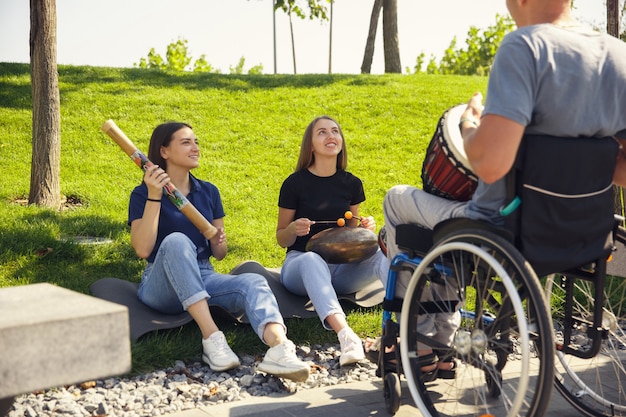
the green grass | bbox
[0,62,488,374]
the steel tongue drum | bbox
[305,227,379,264]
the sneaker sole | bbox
[257,363,310,382]
[202,353,240,372]
[340,354,365,367]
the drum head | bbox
[305,227,378,264]
[442,104,474,170]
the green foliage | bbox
[136,48,167,70]
[229,57,264,75]
[274,0,330,20]
[0,62,487,372]
[165,38,193,71]
[193,54,220,73]
[136,38,199,72]
[412,14,515,76]
[136,38,263,74]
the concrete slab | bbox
[0,283,131,398]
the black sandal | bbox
[417,352,439,382]
[434,350,457,380]
[365,337,402,376]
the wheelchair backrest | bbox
[504,134,619,276]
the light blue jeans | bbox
[281,248,388,330]
[137,232,285,341]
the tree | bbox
[361,0,382,73]
[274,0,329,74]
[415,14,515,76]
[607,0,620,37]
[382,0,401,73]
[606,0,626,40]
[360,0,401,74]
[29,0,61,208]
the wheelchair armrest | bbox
[433,218,515,245]
[396,223,434,257]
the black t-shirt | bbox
[278,169,366,252]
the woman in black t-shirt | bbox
[276,116,388,366]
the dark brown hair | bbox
[147,122,192,170]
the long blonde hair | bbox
[294,116,348,172]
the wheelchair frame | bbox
[375,219,626,417]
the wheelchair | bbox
[375,135,626,417]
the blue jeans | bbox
[280,249,388,329]
[137,232,285,341]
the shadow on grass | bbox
[0,209,142,293]
[0,62,395,111]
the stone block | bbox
[0,283,131,398]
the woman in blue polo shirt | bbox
[128,122,309,382]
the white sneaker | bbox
[258,340,310,382]
[202,331,240,372]
[338,327,365,366]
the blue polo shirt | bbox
[128,174,225,263]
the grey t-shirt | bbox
[465,23,626,225]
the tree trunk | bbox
[288,4,297,74]
[382,0,401,73]
[29,0,61,208]
[607,0,620,37]
[361,0,382,74]
[328,0,333,74]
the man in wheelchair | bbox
[377,0,626,416]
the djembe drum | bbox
[421,104,478,201]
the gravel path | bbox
[7,342,378,417]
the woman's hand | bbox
[210,225,227,261]
[292,218,314,236]
[359,216,376,231]
[210,227,226,246]
[143,164,168,199]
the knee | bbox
[238,273,271,291]
[384,185,411,208]
[299,252,330,277]
[161,232,194,250]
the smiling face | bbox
[311,118,343,158]
[160,126,200,170]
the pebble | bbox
[6,343,378,417]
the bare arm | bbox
[130,165,168,259]
[276,207,314,248]
[349,203,376,231]
[461,93,525,184]
[209,218,227,261]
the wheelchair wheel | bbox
[545,274,626,416]
[400,230,555,417]
[384,371,401,414]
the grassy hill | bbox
[0,62,487,371]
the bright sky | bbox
[0,0,608,74]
